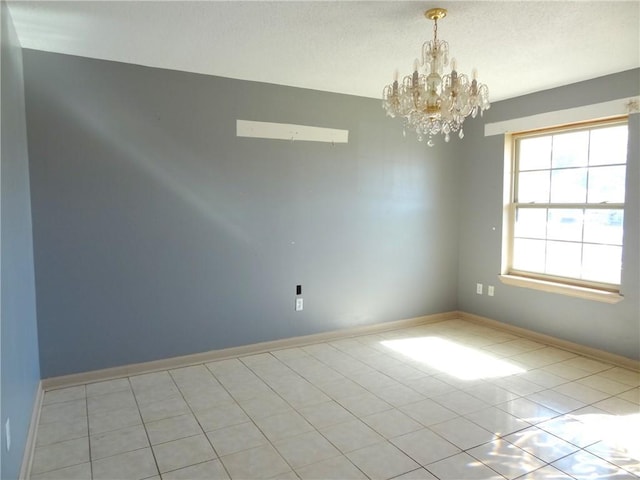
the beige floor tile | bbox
[319,418,384,453]
[429,417,495,450]
[432,390,490,415]
[297,400,355,429]
[391,428,461,466]
[139,394,191,423]
[39,400,87,425]
[161,459,230,479]
[31,437,90,475]
[145,413,202,445]
[526,390,586,414]
[36,417,88,447]
[617,387,640,405]
[497,397,561,424]
[238,393,292,419]
[206,421,268,457]
[361,408,422,438]
[220,444,291,479]
[553,381,612,404]
[30,322,640,480]
[42,386,86,406]
[468,438,546,479]
[194,403,249,433]
[87,389,138,416]
[152,434,216,473]
[392,467,438,479]
[336,392,393,417]
[504,426,579,463]
[273,430,341,468]
[89,405,142,435]
[90,423,149,460]
[399,398,458,426]
[586,440,640,476]
[253,411,314,441]
[464,406,530,437]
[577,374,631,395]
[515,465,574,479]
[346,442,419,479]
[538,415,603,448]
[409,376,458,398]
[593,396,640,415]
[86,378,131,397]
[295,455,368,480]
[30,462,91,480]
[92,446,158,480]
[552,450,635,479]
[426,452,504,480]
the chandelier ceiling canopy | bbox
[382,7,490,146]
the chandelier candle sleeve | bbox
[382,7,490,146]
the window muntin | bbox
[509,120,628,290]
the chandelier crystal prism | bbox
[382,8,490,146]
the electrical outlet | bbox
[488,285,495,296]
[476,283,483,295]
[295,298,304,311]
[5,418,10,451]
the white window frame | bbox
[499,117,628,304]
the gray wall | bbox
[23,50,460,378]
[458,70,640,360]
[1,3,41,479]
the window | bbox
[503,118,628,299]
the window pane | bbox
[515,208,547,239]
[552,131,589,168]
[582,244,622,284]
[589,125,628,166]
[518,171,550,203]
[550,168,587,203]
[547,209,583,242]
[583,209,624,245]
[519,136,551,171]
[546,241,582,278]
[587,165,626,203]
[513,238,545,273]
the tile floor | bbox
[29,319,640,479]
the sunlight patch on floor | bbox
[381,337,526,380]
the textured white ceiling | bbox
[7,1,640,102]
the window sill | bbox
[498,275,624,304]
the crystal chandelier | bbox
[382,7,490,146]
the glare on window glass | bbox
[552,130,589,168]
[550,168,587,203]
[514,208,547,239]
[589,125,628,166]
[545,241,582,278]
[583,210,624,246]
[519,136,552,171]
[587,165,626,203]
[517,171,550,203]
[547,209,583,242]
[513,238,545,273]
[582,244,622,284]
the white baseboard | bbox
[19,381,43,480]
[42,311,459,391]
[458,311,640,372]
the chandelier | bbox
[382,7,490,146]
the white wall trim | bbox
[18,381,43,480]
[237,119,348,143]
[42,312,458,390]
[484,96,639,136]
[458,311,639,371]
